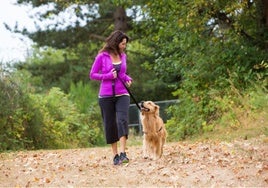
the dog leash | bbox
[117,75,141,111]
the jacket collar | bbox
[101,51,125,58]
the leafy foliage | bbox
[0,68,104,151]
[27,87,103,149]
[69,81,98,113]
[140,0,268,140]
[15,46,95,92]
[0,70,29,150]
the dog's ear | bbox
[154,105,160,116]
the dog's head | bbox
[140,101,160,116]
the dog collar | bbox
[143,127,163,135]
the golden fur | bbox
[140,101,167,160]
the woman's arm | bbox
[89,54,114,81]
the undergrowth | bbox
[165,81,268,143]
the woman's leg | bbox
[115,95,130,163]
[119,136,126,153]
[119,135,129,163]
[99,97,118,144]
[99,97,121,165]
[111,142,121,165]
[111,142,118,156]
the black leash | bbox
[117,76,141,111]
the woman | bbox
[89,30,132,165]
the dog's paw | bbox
[143,155,149,159]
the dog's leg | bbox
[160,139,164,158]
[158,136,164,158]
[143,137,149,159]
[150,144,156,160]
[157,141,161,159]
[162,136,166,155]
[152,140,159,160]
[147,140,155,160]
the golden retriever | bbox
[140,101,167,160]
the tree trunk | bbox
[263,0,268,26]
[113,7,128,32]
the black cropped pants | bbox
[99,95,130,144]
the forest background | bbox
[0,0,267,151]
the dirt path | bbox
[1,136,267,187]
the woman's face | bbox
[119,38,127,52]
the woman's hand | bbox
[126,80,132,87]
[112,69,117,79]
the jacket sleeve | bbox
[89,54,114,81]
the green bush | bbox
[166,78,268,141]
[27,87,104,149]
[0,69,104,151]
[0,71,31,151]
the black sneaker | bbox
[119,152,129,163]
[113,154,121,165]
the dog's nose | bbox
[140,101,144,107]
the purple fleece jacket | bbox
[89,51,132,96]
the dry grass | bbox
[192,107,268,143]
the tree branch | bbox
[89,34,105,41]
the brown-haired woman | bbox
[89,30,132,165]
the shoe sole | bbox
[121,159,129,164]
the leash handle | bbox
[117,76,141,111]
